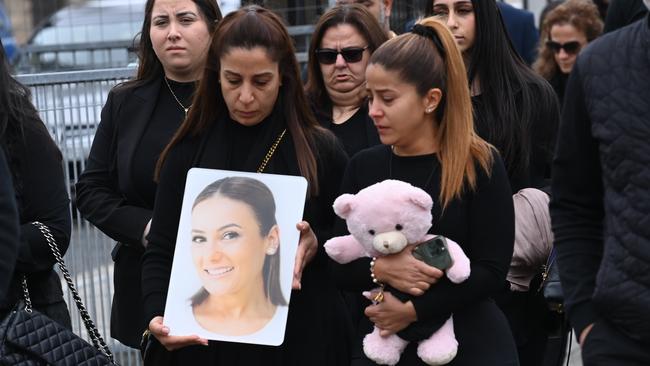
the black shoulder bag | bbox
[0,221,117,365]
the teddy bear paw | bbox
[416,336,458,365]
[363,332,408,366]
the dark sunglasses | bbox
[546,40,582,55]
[314,46,368,65]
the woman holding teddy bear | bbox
[331,17,518,366]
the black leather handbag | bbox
[0,222,117,366]
[540,247,564,314]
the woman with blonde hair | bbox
[331,17,518,365]
[534,0,603,105]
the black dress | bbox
[76,77,194,347]
[0,121,72,327]
[332,145,519,366]
[141,114,352,365]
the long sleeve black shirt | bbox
[331,145,514,325]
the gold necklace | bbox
[257,129,287,173]
[164,77,191,117]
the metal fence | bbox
[15,24,314,74]
[16,67,142,366]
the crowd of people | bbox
[1,0,649,365]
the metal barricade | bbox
[16,67,142,366]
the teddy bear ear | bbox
[333,194,356,219]
[406,188,434,211]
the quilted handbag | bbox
[0,222,117,366]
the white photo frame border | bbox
[163,168,308,346]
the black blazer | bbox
[75,77,163,348]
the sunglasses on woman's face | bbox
[546,40,582,55]
[315,46,368,65]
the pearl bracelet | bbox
[369,257,385,303]
[370,257,381,285]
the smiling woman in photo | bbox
[188,176,287,336]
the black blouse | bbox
[311,102,381,158]
[132,79,194,205]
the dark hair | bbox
[534,0,603,80]
[0,39,59,193]
[426,0,557,180]
[125,0,222,88]
[369,18,493,208]
[304,4,389,110]
[189,176,287,306]
[156,5,323,196]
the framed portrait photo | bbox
[163,168,308,346]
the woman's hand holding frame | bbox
[148,316,209,351]
[292,221,317,290]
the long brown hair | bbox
[533,0,603,80]
[156,5,322,195]
[124,0,222,88]
[304,4,388,110]
[370,17,493,208]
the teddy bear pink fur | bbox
[325,180,471,365]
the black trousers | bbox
[581,319,650,366]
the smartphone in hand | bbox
[412,235,452,270]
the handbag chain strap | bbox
[30,221,115,363]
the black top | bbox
[549,72,568,108]
[76,77,190,347]
[132,79,193,204]
[76,79,164,246]
[472,91,558,193]
[0,122,71,310]
[311,101,381,158]
[141,118,352,365]
[331,145,516,364]
[0,149,19,303]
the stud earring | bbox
[425,107,434,113]
[267,241,278,255]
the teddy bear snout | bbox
[372,231,408,254]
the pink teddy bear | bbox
[325,180,471,365]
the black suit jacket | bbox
[75,77,163,348]
[0,150,19,303]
